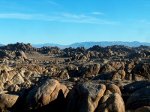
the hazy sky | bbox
[0,0,150,44]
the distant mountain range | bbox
[32,43,69,48]
[0,44,4,46]
[32,41,150,48]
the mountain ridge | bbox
[0,44,4,46]
[32,41,150,48]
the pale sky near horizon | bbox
[0,0,150,44]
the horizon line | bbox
[1,41,150,46]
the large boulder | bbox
[131,63,150,80]
[96,93,125,112]
[67,64,79,77]
[59,70,70,80]
[15,51,28,60]
[122,81,150,103]
[0,94,19,111]
[112,69,126,80]
[11,73,24,85]
[110,62,125,70]
[126,86,150,110]
[66,82,106,112]
[39,46,61,55]
[106,84,122,96]
[81,63,101,78]
[125,61,135,73]
[25,79,69,110]
[0,69,15,84]
[1,42,35,52]
[100,64,116,73]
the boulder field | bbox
[0,43,149,112]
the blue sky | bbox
[0,0,150,44]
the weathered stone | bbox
[66,82,106,112]
[16,51,28,60]
[122,81,150,103]
[26,79,69,110]
[11,74,24,85]
[59,70,70,80]
[0,94,19,110]
[82,63,101,78]
[126,86,150,110]
[96,93,125,112]
[131,63,150,80]
[107,84,122,96]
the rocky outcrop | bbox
[126,86,150,110]
[106,83,122,96]
[122,81,150,111]
[81,63,101,78]
[66,82,106,112]
[38,46,61,55]
[15,51,28,60]
[0,94,19,111]
[131,63,150,80]
[0,42,36,52]
[122,81,150,102]
[96,93,125,112]
[59,70,70,80]
[25,79,69,110]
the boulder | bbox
[122,81,150,103]
[96,93,125,112]
[66,82,106,112]
[112,69,126,80]
[7,84,20,93]
[67,64,79,77]
[0,66,16,84]
[131,63,150,80]
[59,70,70,80]
[126,86,150,110]
[0,94,19,111]
[16,51,28,60]
[100,64,116,73]
[26,79,69,110]
[11,73,24,85]
[82,63,100,78]
[110,62,125,70]
[106,84,122,96]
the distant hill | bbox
[32,41,150,48]
[32,43,69,48]
[0,44,4,46]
